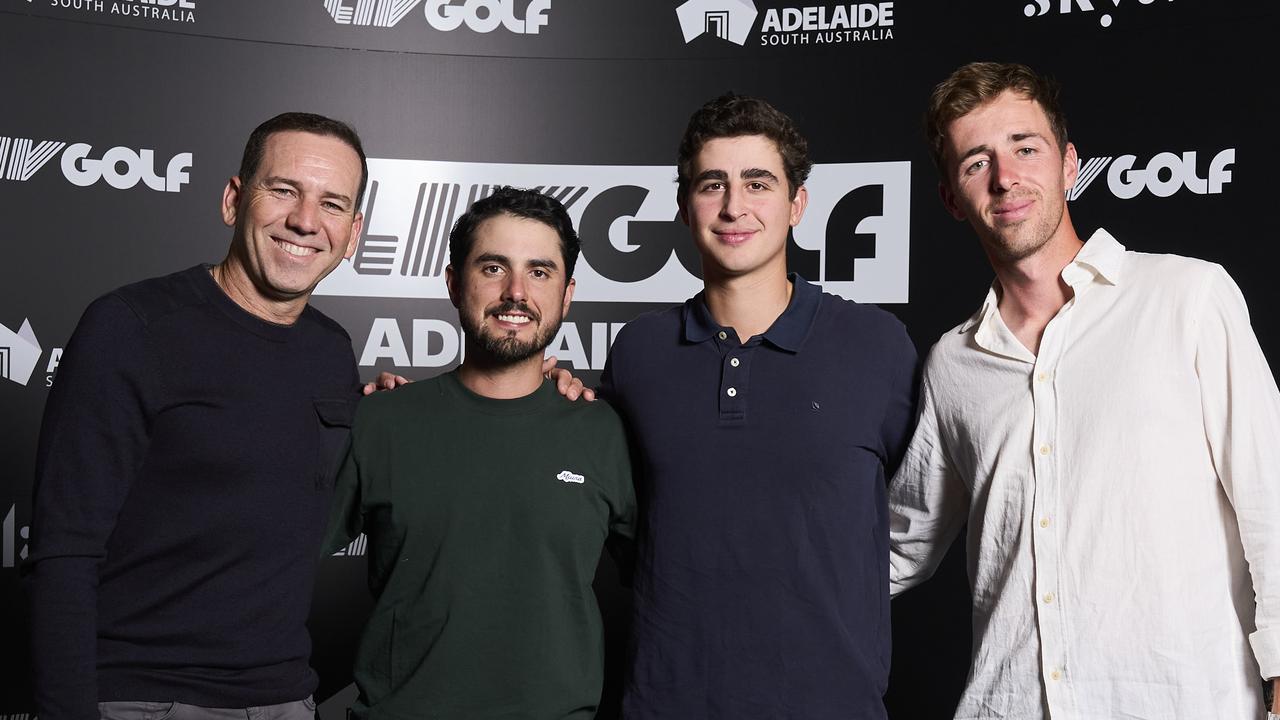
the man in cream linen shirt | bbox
[888,61,1280,719]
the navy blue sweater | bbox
[26,265,359,719]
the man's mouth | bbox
[714,229,756,244]
[496,314,530,325]
[992,198,1034,223]
[274,238,319,257]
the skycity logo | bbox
[0,136,192,192]
[676,0,758,45]
[1067,148,1234,201]
[1024,0,1172,29]
[324,0,551,33]
[317,158,912,304]
[0,320,42,387]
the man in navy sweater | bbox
[26,112,368,720]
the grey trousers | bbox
[98,698,316,720]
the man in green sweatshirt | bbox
[325,186,636,720]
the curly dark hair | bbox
[448,186,581,280]
[924,62,1069,175]
[677,93,812,201]
[237,112,369,210]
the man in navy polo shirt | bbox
[600,94,918,719]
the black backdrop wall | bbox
[1,1,1272,716]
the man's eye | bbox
[748,181,768,191]
[482,265,503,275]
[531,269,548,279]
[965,160,987,175]
[701,182,724,192]
[1017,147,1036,156]
[270,187,294,197]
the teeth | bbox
[498,314,530,325]
[275,239,317,257]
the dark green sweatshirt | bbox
[326,371,635,720]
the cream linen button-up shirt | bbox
[889,229,1280,719]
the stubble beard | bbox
[983,191,1065,264]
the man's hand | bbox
[362,372,410,396]
[543,355,595,402]
[1271,677,1279,714]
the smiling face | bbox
[220,130,364,313]
[680,134,808,283]
[446,213,574,365]
[940,90,1078,265]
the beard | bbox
[461,300,563,364]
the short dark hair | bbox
[448,186,581,281]
[237,112,369,210]
[677,92,812,201]
[924,62,1069,175]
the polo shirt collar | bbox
[682,273,822,352]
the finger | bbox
[362,381,377,396]
[394,375,410,386]
[582,387,597,402]
[542,355,559,377]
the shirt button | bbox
[1039,444,1051,456]
[717,331,728,340]
[1050,669,1061,681]
[726,387,738,397]
[730,357,740,367]
[1036,371,1049,382]
[1043,592,1054,604]
[1039,517,1050,529]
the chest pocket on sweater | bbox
[313,397,357,488]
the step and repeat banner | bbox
[0,1,1271,716]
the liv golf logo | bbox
[0,135,191,192]
[324,0,551,33]
[317,159,912,304]
[1068,149,1235,201]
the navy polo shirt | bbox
[602,275,918,720]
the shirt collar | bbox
[682,272,822,352]
[959,227,1126,334]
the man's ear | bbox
[1062,142,1079,192]
[788,185,809,227]
[221,177,242,228]
[561,277,575,318]
[939,180,966,222]
[343,212,364,260]
[445,264,461,309]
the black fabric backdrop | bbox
[1,1,1272,716]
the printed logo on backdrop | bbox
[46,0,195,24]
[1068,149,1234,201]
[3,504,30,569]
[324,0,551,33]
[677,0,895,47]
[332,533,368,557]
[317,158,911,305]
[0,319,64,389]
[1024,0,1172,28]
[0,136,192,192]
